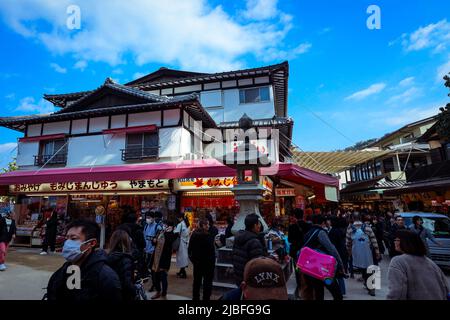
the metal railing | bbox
[121,146,159,161]
[34,153,67,166]
[406,160,450,183]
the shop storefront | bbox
[174,176,273,231]
[9,179,170,248]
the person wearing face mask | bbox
[143,212,163,290]
[46,219,122,301]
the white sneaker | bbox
[0,264,6,271]
[39,251,48,255]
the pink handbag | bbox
[296,246,337,284]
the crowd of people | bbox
[1,205,449,301]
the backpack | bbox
[351,224,373,269]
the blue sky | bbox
[0,0,449,169]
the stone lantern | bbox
[223,114,271,235]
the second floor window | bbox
[239,87,270,104]
[123,132,159,160]
[35,139,67,166]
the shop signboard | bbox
[275,188,296,197]
[9,179,169,194]
[174,176,273,192]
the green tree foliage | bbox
[436,72,450,141]
[338,138,377,152]
[2,158,18,173]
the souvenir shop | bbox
[174,176,274,232]
[8,179,171,247]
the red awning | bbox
[103,125,157,135]
[0,159,338,190]
[19,133,66,143]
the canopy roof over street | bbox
[291,149,392,174]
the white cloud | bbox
[112,69,124,75]
[0,0,308,72]
[50,63,67,74]
[262,42,311,61]
[344,83,386,101]
[0,142,17,154]
[398,77,415,87]
[387,87,422,105]
[383,106,440,126]
[132,72,146,80]
[243,0,278,20]
[15,97,55,114]
[74,60,88,71]
[436,57,450,83]
[318,27,332,35]
[400,19,450,52]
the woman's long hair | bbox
[179,214,190,228]
[107,229,132,254]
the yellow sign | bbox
[174,176,273,192]
[10,179,169,194]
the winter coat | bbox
[328,226,348,266]
[118,223,145,252]
[47,250,122,301]
[288,221,308,259]
[232,230,267,284]
[174,221,190,268]
[144,222,163,254]
[188,230,216,266]
[303,226,344,270]
[387,254,449,300]
[152,230,177,271]
[371,222,386,254]
[408,224,439,256]
[0,217,9,243]
[45,212,58,234]
[106,251,136,301]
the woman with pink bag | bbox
[298,214,345,300]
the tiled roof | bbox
[43,62,289,117]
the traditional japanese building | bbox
[0,62,338,248]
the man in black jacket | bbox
[47,219,122,301]
[232,214,267,285]
[40,209,58,255]
[188,219,216,301]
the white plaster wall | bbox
[17,142,39,167]
[71,119,88,134]
[89,117,109,132]
[200,90,222,107]
[159,127,183,158]
[67,134,125,167]
[163,109,180,126]
[110,115,126,129]
[222,87,274,121]
[43,121,70,135]
[27,124,42,137]
[174,84,201,94]
[128,111,161,127]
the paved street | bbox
[3,247,448,300]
